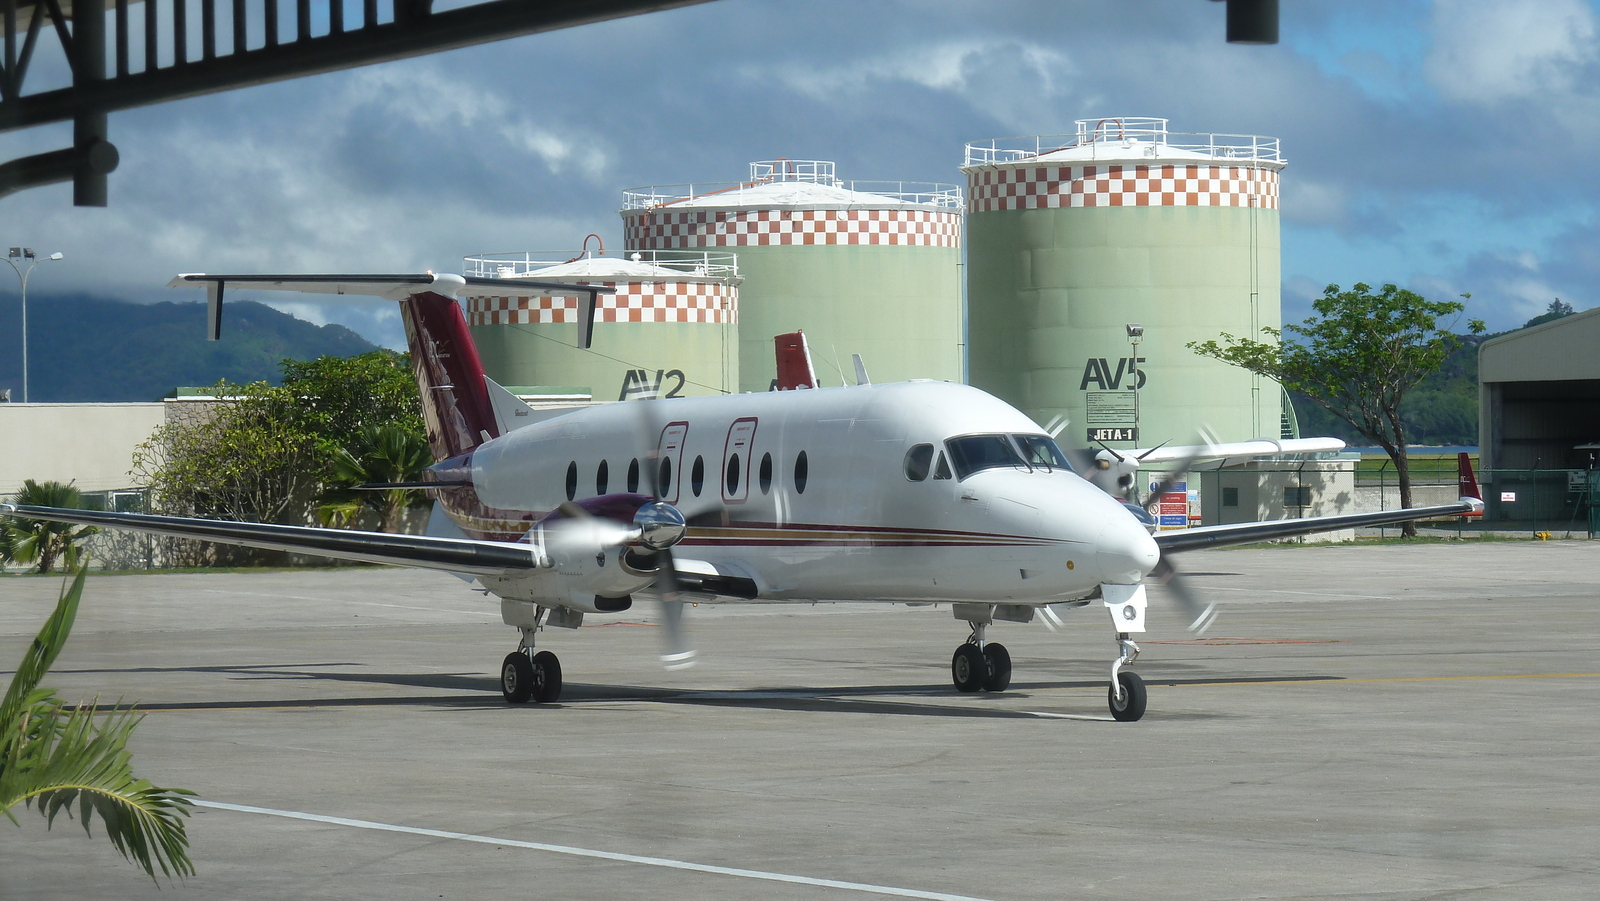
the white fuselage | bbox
[468,380,1158,605]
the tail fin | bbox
[774,330,818,390]
[1457,452,1484,516]
[402,292,498,460]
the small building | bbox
[1195,455,1357,541]
[1478,309,1600,524]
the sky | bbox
[4,0,1599,348]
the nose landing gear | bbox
[1108,636,1145,721]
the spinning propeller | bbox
[630,397,698,670]
[1065,430,1220,635]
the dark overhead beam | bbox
[0,0,713,131]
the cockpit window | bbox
[932,452,952,480]
[1014,435,1075,473]
[944,434,1028,480]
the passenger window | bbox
[627,458,640,493]
[596,460,609,495]
[933,452,952,480]
[565,461,578,500]
[691,455,706,496]
[660,457,673,497]
[903,443,934,481]
[759,452,773,494]
[794,450,809,494]
[726,454,741,495]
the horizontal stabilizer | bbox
[169,273,614,346]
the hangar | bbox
[1478,308,1600,527]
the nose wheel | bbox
[1107,635,1145,721]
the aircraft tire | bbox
[531,650,563,703]
[1108,671,1147,722]
[981,643,1012,692]
[502,652,535,704]
[951,644,986,693]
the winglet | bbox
[205,280,224,341]
[774,331,818,390]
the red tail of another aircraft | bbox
[1458,452,1484,516]
[401,292,499,461]
[774,330,818,390]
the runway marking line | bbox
[1170,672,1600,687]
[193,800,995,901]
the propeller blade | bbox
[1150,556,1218,634]
[1143,429,1217,511]
[623,394,696,668]
[654,547,696,669]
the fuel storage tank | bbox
[463,245,739,402]
[622,160,962,393]
[963,118,1284,446]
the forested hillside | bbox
[1289,335,1484,446]
[0,294,376,402]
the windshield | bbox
[944,434,1028,480]
[1014,435,1074,473]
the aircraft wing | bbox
[1155,498,1483,553]
[1133,437,1347,465]
[0,505,537,576]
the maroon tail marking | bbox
[401,291,498,460]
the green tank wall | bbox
[472,321,738,402]
[729,245,962,393]
[967,205,1281,445]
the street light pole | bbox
[5,247,64,403]
[1125,323,1144,444]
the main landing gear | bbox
[501,626,562,704]
[950,621,1011,693]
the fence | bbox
[1358,459,1598,537]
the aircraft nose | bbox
[1095,517,1160,584]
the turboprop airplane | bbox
[2,273,1484,722]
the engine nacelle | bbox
[481,493,687,610]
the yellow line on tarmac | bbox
[1177,672,1600,687]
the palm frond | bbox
[0,565,86,730]
[5,701,196,880]
[1,562,197,881]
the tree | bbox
[132,350,426,557]
[2,562,195,881]
[133,380,325,531]
[316,424,433,533]
[2,480,98,574]
[1523,298,1575,329]
[1189,283,1484,536]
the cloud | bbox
[1426,0,1599,104]
[7,0,1600,356]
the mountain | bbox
[0,293,377,402]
